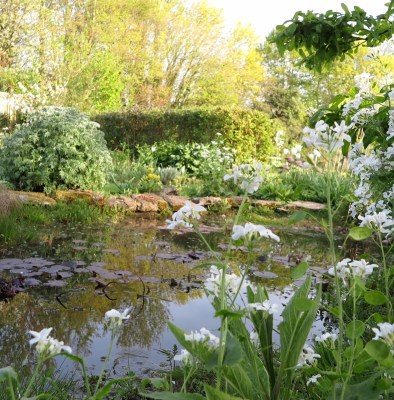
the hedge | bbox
[93,107,282,162]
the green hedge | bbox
[93,107,282,162]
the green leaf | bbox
[353,276,366,291]
[365,340,390,362]
[291,261,309,279]
[275,276,321,397]
[0,366,17,382]
[348,226,374,241]
[332,376,381,400]
[346,320,365,339]
[140,392,205,400]
[364,291,387,306]
[289,211,308,224]
[341,3,350,15]
[205,384,243,399]
[94,377,135,399]
[215,309,244,319]
[293,298,314,311]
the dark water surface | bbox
[0,215,331,378]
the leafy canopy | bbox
[272,1,394,71]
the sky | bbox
[207,0,389,42]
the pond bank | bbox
[10,189,326,213]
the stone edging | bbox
[9,190,326,213]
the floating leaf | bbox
[253,271,278,279]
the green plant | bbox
[158,167,181,186]
[0,107,112,193]
[94,107,282,163]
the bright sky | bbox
[207,0,389,42]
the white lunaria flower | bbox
[314,332,338,343]
[306,374,322,386]
[232,223,280,242]
[105,308,131,326]
[166,201,206,229]
[297,345,321,368]
[372,322,394,351]
[348,259,378,279]
[29,328,72,356]
[29,328,53,346]
[250,330,259,346]
[246,300,280,315]
[184,327,220,349]
[204,265,245,300]
[174,349,191,363]
[224,163,264,194]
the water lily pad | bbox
[0,259,23,268]
[72,246,88,251]
[9,269,31,275]
[72,239,88,244]
[62,260,85,268]
[24,278,41,286]
[115,270,133,277]
[135,255,154,262]
[44,280,68,287]
[23,258,55,267]
[73,268,90,274]
[102,249,120,255]
[92,242,106,247]
[253,271,278,279]
[90,261,107,267]
[56,271,74,279]
[41,265,70,274]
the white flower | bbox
[314,332,338,343]
[372,323,394,352]
[297,345,321,368]
[166,202,206,229]
[246,300,280,315]
[231,223,280,242]
[306,374,322,386]
[184,327,220,349]
[224,162,264,194]
[348,259,378,279]
[359,210,394,237]
[29,328,53,346]
[174,349,191,363]
[250,330,259,346]
[28,328,72,356]
[204,265,245,300]
[105,308,131,326]
[328,258,351,283]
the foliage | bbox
[95,107,281,163]
[255,169,354,207]
[272,2,394,71]
[0,107,112,193]
[0,0,264,112]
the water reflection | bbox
[0,215,332,377]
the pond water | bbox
[0,214,332,381]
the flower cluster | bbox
[174,348,192,364]
[166,201,207,229]
[223,162,264,194]
[297,345,321,368]
[232,223,280,242]
[29,328,72,357]
[184,327,220,349]
[245,300,280,316]
[328,258,378,283]
[204,265,245,301]
[303,120,351,154]
[372,322,394,353]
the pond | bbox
[0,214,332,381]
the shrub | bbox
[0,107,112,193]
[93,107,282,163]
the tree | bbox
[272,1,394,71]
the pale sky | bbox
[207,0,389,42]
